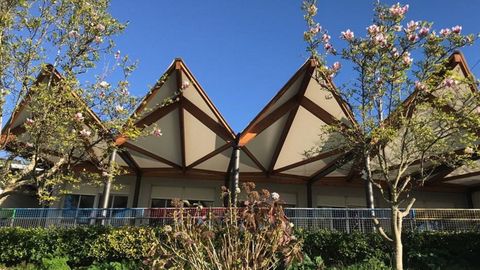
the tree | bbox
[0,0,140,205]
[303,1,480,269]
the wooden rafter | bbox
[241,146,267,172]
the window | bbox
[98,195,128,208]
[63,194,95,208]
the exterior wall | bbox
[52,176,136,208]
[2,175,471,209]
[137,177,224,207]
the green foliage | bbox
[40,257,70,270]
[0,226,160,268]
[86,261,140,270]
[299,229,389,267]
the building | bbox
[1,52,480,209]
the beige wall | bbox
[1,175,472,209]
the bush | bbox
[0,226,160,268]
[300,230,480,269]
[1,226,480,269]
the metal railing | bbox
[1,208,479,233]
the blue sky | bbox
[107,0,480,132]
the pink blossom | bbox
[25,118,35,126]
[444,78,456,87]
[393,25,403,32]
[476,106,480,114]
[68,30,80,39]
[322,33,331,43]
[440,28,451,37]
[152,128,163,137]
[79,129,91,137]
[367,24,380,35]
[391,47,400,58]
[181,81,190,90]
[403,52,413,65]
[26,142,34,148]
[406,20,419,31]
[418,27,430,37]
[74,112,84,122]
[324,43,333,52]
[99,81,110,88]
[95,24,105,32]
[341,29,355,41]
[408,34,418,42]
[114,50,121,60]
[332,61,341,71]
[389,3,409,17]
[309,24,321,34]
[94,36,103,43]
[374,33,387,45]
[415,81,427,91]
[451,25,462,34]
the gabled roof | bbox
[116,59,236,177]
[1,65,111,168]
[238,58,355,181]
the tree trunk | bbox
[392,206,403,270]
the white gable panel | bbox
[194,148,231,172]
[282,154,342,177]
[129,150,171,168]
[182,73,220,122]
[304,77,349,124]
[139,72,178,118]
[184,110,226,166]
[247,113,289,168]
[131,110,181,165]
[239,150,263,172]
[275,106,330,170]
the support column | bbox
[230,144,240,205]
[307,182,313,208]
[101,148,117,225]
[132,172,143,208]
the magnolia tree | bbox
[303,1,480,269]
[0,0,142,205]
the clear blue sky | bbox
[107,0,480,132]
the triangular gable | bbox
[119,58,236,174]
[238,59,354,179]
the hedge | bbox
[1,227,480,269]
[299,229,480,269]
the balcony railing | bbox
[1,208,479,233]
